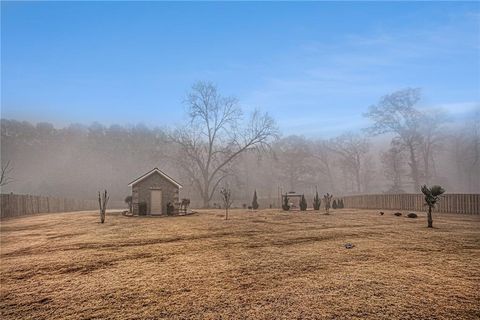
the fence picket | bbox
[341,193,479,214]
[0,194,124,218]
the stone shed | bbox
[128,168,182,215]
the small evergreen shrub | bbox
[166,202,175,215]
[300,194,307,211]
[124,195,133,213]
[252,190,259,210]
[332,199,337,209]
[139,202,147,216]
[313,190,321,210]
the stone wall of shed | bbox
[131,173,179,215]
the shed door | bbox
[150,190,162,214]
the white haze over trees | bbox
[1,83,479,207]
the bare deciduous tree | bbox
[0,160,13,187]
[310,140,337,193]
[274,136,312,191]
[420,113,446,185]
[459,110,480,192]
[220,187,233,220]
[171,82,278,207]
[324,193,333,214]
[329,133,370,193]
[365,88,424,192]
[381,145,406,193]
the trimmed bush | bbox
[300,194,307,211]
[394,212,402,216]
[166,202,175,215]
[252,190,259,210]
[407,212,418,218]
[124,195,133,213]
[139,202,147,216]
[313,190,321,210]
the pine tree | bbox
[313,189,321,210]
[252,190,259,210]
[300,194,307,211]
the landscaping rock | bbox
[379,211,384,215]
[394,212,402,216]
[407,213,418,218]
[344,243,355,249]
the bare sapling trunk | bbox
[220,187,233,220]
[324,193,333,215]
[98,190,109,223]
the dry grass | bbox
[1,208,479,319]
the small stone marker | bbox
[344,243,355,249]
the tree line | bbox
[1,82,479,207]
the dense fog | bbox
[1,86,479,207]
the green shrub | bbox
[252,190,259,210]
[166,202,175,215]
[124,195,133,212]
[139,202,147,215]
[313,190,321,210]
[300,194,307,211]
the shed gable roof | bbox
[128,168,183,188]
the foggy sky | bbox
[2,2,479,137]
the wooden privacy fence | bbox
[342,194,479,215]
[0,194,125,218]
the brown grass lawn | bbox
[1,208,479,320]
